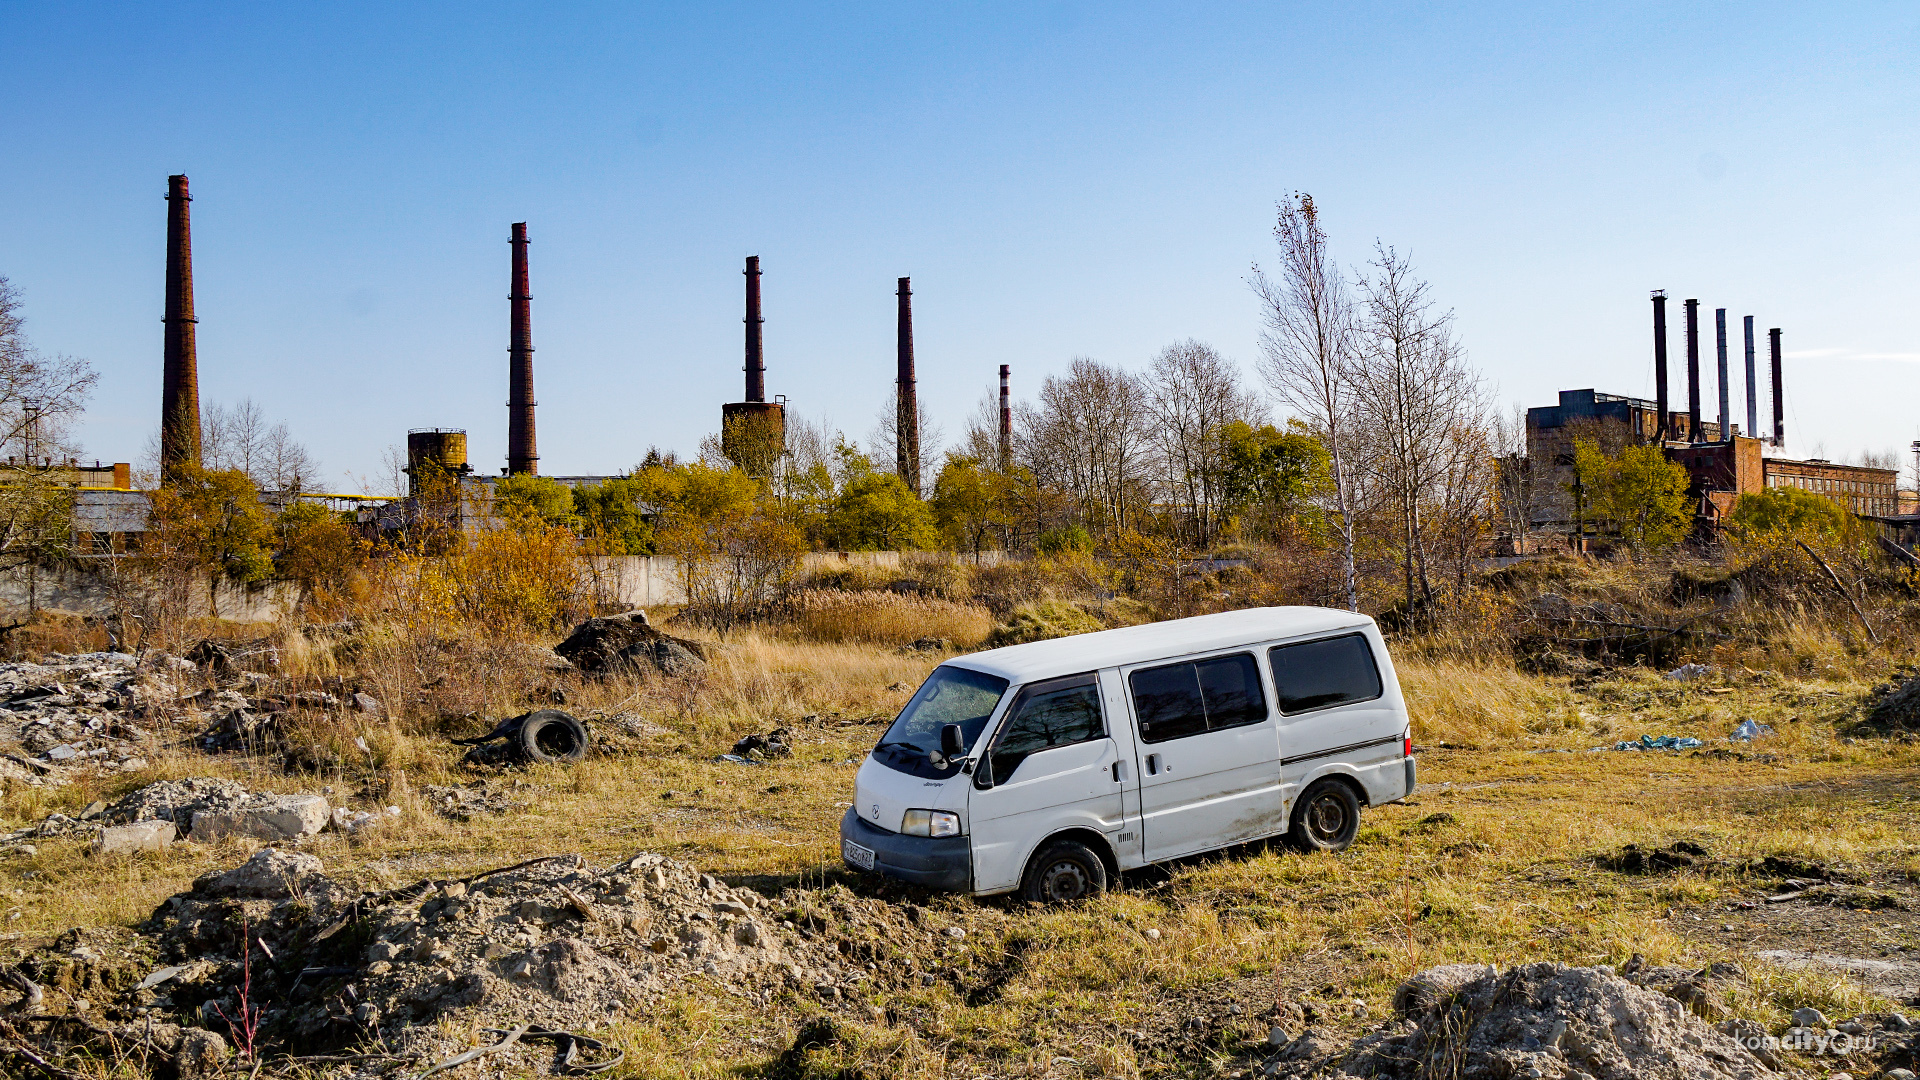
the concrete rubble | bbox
[6,776,337,849]
[553,611,708,677]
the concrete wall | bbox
[0,562,299,623]
[583,550,1011,608]
[2,551,1013,624]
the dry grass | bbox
[776,589,994,649]
[8,565,1920,1076]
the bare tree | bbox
[1017,358,1151,536]
[867,396,943,496]
[202,399,320,493]
[1349,244,1485,608]
[1144,340,1263,548]
[1252,194,1360,611]
[0,277,99,583]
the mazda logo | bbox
[871,803,879,821]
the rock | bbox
[1267,1026,1290,1048]
[945,927,966,940]
[1791,1006,1829,1028]
[93,819,176,855]
[44,744,78,762]
[1143,927,1161,941]
[174,1026,230,1078]
[77,800,106,820]
[191,794,330,842]
[1888,1012,1912,1031]
[103,777,258,827]
[352,692,381,714]
[1884,1069,1917,1080]
[195,848,325,899]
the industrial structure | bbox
[1523,290,1902,540]
[896,277,920,494]
[506,223,538,476]
[719,256,785,474]
[159,174,201,477]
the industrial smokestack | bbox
[1685,299,1701,442]
[1715,307,1729,440]
[1769,327,1784,447]
[506,222,538,476]
[160,174,201,478]
[998,364,1012,470]
[1651,291,1669,441]
[1743,315,1758,441]
[895,277,920,495]
[744,256,765,402]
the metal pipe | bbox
[1685,299,1701,442]
[1715,307,1729,441]
[744,256,764,403]
[506,222,538,475]
[160,174,201,477]
[998,364,1012,470]
[1651,290,1668,441]
[1769,327,1784,447]
[895,277,919,495]
[1743,315,1757,440]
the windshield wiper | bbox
[873,741,923,755]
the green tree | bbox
[1727,486,1858,543]
[931,454,1013,554]
[1567,437,1610,546]
[1219,420,1328,540]
[828,472,937,550]
[147,465,275,615]
[572,475,655,555]
[274,501,365,611]
[493,474,577,530]
[1594,443,1691,548]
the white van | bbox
[840,607,1414,901]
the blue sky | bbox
[4,3,1917,488]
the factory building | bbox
[1523,291,1903,540]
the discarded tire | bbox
[516,710,590,764]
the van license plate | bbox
[843,840,876,870]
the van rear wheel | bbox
[1290,780,1361,852]
[1021,839,1107,903]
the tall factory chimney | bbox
[895,277,920,495]
[506,222,538,476]
[1650,291,1669,441]
[1715,307,1730,440]
[720,256,784,474]
[998,364,1012,470]
[1684,299,1701,442]
[744,256,765,402]
[160,174,202,478]
[1743,316,1758,441]
[1769,327,1784,447]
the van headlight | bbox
[901,809,962,838]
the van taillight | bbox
[1404,735,1412,757]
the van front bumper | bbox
[840,808,972,892]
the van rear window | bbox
[1130,653,1268,744]
[1268,633,1383,714]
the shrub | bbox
[983,599,1105,647]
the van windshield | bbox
[872,665,1010,779]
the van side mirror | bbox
[939,724,965,759]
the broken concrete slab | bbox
[189,794,330,842]
[93,819,176,855]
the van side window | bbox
[1131,653,1268,744]
[1268,633,1383,714]
[991,675,1104,783]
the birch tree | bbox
[1252,194,1359,611]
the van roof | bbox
[948,606,1374,684]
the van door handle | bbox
[1145,753,1159,775]
[1112,760,1127,782]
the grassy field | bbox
[5,631,1918,1078]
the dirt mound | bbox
[1598,840,1711,874]
[1863,672,1920,731]
[552,612,708,677]
[1305,963,1780,1079]
[97,848,907,1066]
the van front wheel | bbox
[1021,839,1107,903]
[1290,780,1360,852]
